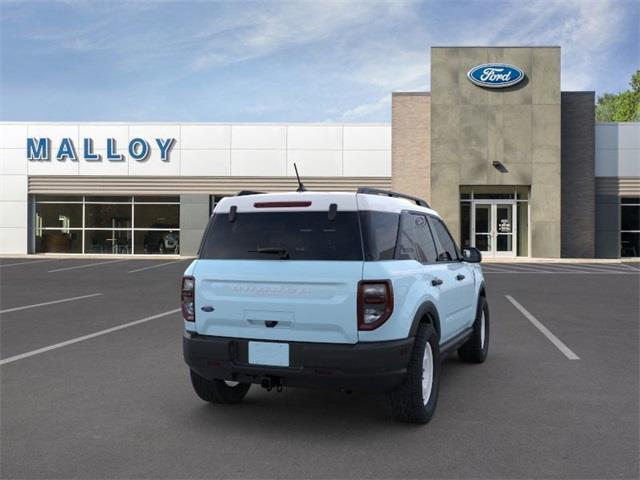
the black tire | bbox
[387,322,441,424]
[458,296,489,363]
[189,370,251,404]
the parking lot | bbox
[1,258,638,479]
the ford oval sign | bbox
[467,63,525,88]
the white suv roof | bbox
[214,191,439,217]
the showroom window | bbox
[34,195,180,254]
[209,195,226,215]
[621,197,640,258]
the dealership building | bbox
[0,46,638,258]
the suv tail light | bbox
[357,280,393,330]
[181,276,195,322]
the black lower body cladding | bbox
[183,332,414,393]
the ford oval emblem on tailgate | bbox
[201,305,214,312]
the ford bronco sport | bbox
[182,188,489,424]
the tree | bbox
[596,70,640,122]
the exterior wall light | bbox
[492,161,509,173]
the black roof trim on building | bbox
[392,92,431,96]
[431,45,560,48]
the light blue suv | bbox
[182,188,489,423]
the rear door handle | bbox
[431,278,443,286]
[456,274,465,281]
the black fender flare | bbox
[478,280,486,299]
[471,280,487,320]
[408,301,442,340]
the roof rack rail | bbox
[236,190,265,196]
[357,187,430,208]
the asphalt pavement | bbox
[1,258,638,479]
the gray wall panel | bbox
[560,92,595,257]
[595,193,620,258]
[180,194,210,256]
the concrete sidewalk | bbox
[0,254,190,261]
[482,257,640,264]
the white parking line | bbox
[48,259,129,273]
[529,264,600,273]
[483,268,537,274]
[0,308,181,366]
[486,271,637,275]
[128,259,186,273]
[589,263,640,272]
[495,264,544,271]
[542,263,630,273]
[0,293,103,315]
[0,259,59,268]
[483,263,640,274]
[481,265,515,271]
[483,265,556,273]
[505,295,580,360]
[501,264,557,273]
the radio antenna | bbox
[293,163,306,192]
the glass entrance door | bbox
[474,203,492,254]
[495,203,515,256]
[472,201,517,257]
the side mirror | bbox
[462,247,482,263]
[437,252,452,262]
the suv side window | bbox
[360,211,400,261]
[395,212,438,263]
[428,216,460,262]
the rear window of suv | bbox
[199,211,363,261]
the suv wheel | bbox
[189,370,251,404]
[458,296,489,363]
[387,323,441,424]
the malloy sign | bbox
[467,63,525,88]
[26,137,176,162]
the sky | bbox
[1,0,638,122]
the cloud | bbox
[348,48,429,90]
[1,0,636,122]
[338,94,391,121]
[331,0,637,119]
[11,1,415,68]
[435,0,636,91]
[552,0,636,91]
[187,1,417,71]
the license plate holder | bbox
[248,341,290,367]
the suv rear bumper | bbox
[183,332,413,393]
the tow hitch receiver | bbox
[260,376,284,392]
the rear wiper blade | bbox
[248,247,290,259]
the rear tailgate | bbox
[194,260,361,343]
[194,192,363,344]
